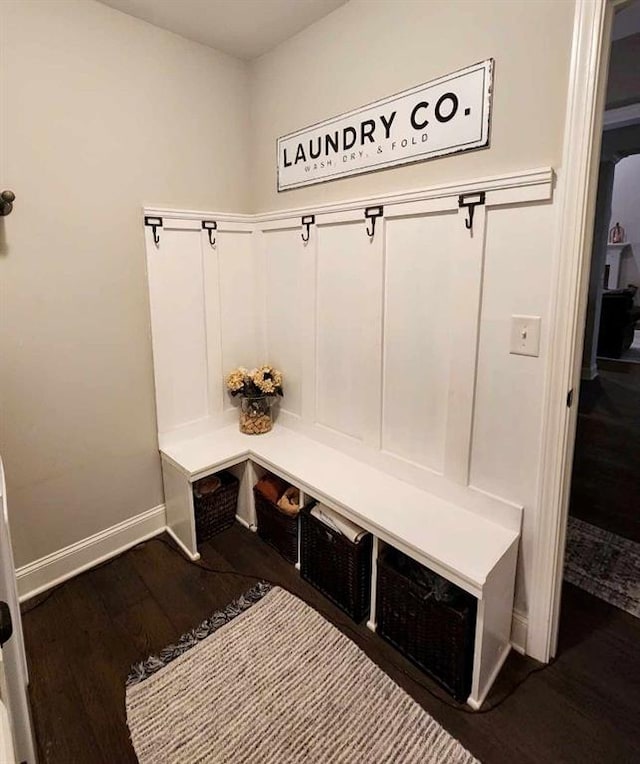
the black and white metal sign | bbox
[277,60,493,191]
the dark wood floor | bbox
[571,362,640,543]
[22,525,640,764]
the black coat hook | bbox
[202,220,217,247]
[144,216,163,247]
[364,206,383,239]
[0,190,15,217]
[458,192,486,233]
[301,215,315,243]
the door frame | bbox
[528,0,628,662]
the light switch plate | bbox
[510,315,541,357]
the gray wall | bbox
[0,0,251,566]
[249,0,575,212]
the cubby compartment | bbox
[301,503,372,622]
[376,546,477,702]
[193,470,240,546]
[254,471,306,564]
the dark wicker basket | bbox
[193,471,239,546]
[301,506,372,622]
[254,486,301,563]
[377,549,477,702]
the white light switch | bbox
[510,315,541,357]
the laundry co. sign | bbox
[277,59,493,191]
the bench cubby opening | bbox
[192,470,240,547]
[376,545,477,702]
[300,503,372,623]
[253,469,306,564]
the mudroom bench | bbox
[159,424,520,710]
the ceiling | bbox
[97,0,348,60]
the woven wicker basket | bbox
[376,549,477,702]
[254,486,301,563]
[193,471,239,546]
[301,506,372,622]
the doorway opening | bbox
[562,0,640,638]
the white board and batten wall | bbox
[144,166,554,666]
[146,167,552,520]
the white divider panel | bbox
[382,210,458,473]
[262,226,306,418]
[145,222,208,433]
[315,217,383,445]
[217,230,261,411]
[469,202,554,504]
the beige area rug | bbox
[126,584,478,764]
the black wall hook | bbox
[0,190,15,217]
[144,216,163,246]
[364,206,383,238]
[301,215,315,243]
[458,192,486,232]
[202,220,217,247]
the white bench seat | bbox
[161,424,518,597]
[159,423,520,709]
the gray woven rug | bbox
[565,516,640,617]
[126,584,478,763]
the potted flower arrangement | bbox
[225,365,283,435]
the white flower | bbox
[251,365,283,395]
[225,368,247,392]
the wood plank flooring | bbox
[21,525,640,763]
[571,363,640,543]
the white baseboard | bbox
[16,504,167,602]
[511,609,528,654]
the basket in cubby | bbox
[300,505,372,622]
[254,480,303,563]
[376,547,477,702]
[193,470,239,545]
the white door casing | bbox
[528,0,615,662]
[0,458,37,762]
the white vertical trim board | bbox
[202,228,225,420]
[443,205,487,485]
[16,504,167,602]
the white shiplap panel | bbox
[263,228,305,418]
[217,231,260,411]
[382,211,457,472]
[146,228,208,433]
[315,221,383,444]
